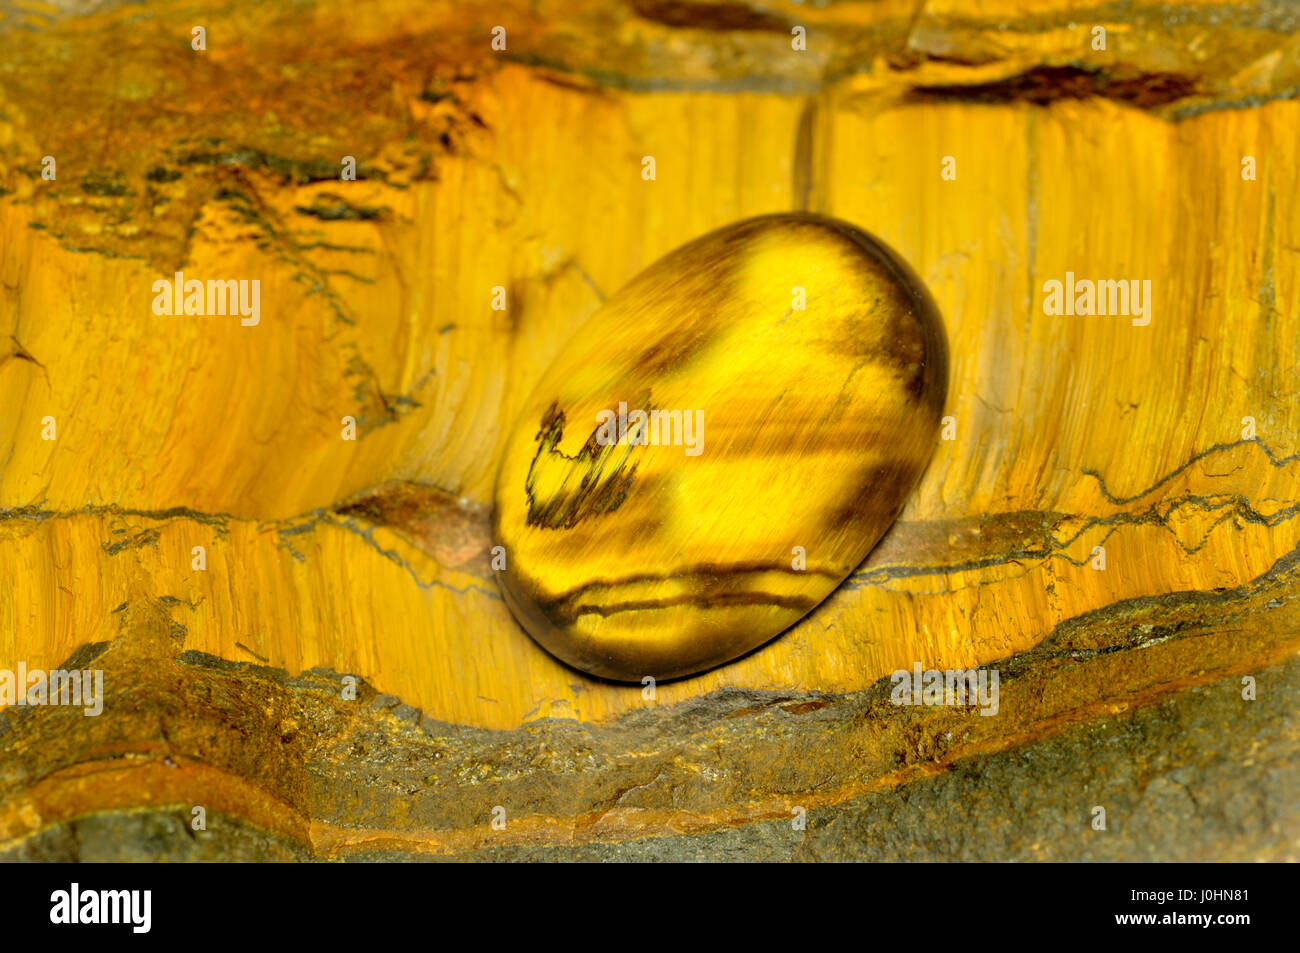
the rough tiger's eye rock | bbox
[493,213,948,681]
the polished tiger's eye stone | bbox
[492,213,948,681]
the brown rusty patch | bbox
[910,65,1199,109]
[630,0,792,33]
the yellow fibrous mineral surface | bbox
[493,214,947,680]
[0,0,1297,734]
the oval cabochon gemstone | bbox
[493,213,948,681]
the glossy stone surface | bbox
[493,213,948,680]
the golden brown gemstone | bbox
[493,213,948,681]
